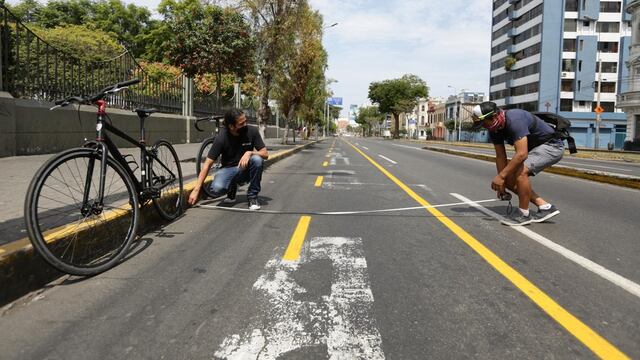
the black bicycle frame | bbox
[86,101,178,206]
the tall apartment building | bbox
[617,0,640,149]
[490,0,632,149]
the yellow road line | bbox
[322,161,329,167]
[345,140,629,360]
[283,216,311,261]
[315,176,324,187]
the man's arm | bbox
[238,147,269,169]
[492,138,528,193]
[188,157,216,205]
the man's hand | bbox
[188,188,200,206]
[491,174,506,194]
[238,151,252,170]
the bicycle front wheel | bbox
[24,148,140,276]
[151,140,184,220]
[195,138,218,198]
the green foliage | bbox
[161,0,255,78]
[368,74,428,138]
[356,106,384,136]
[504,56,517,71]
[33,24,124,62]
[444,120,456,132]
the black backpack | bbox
[531,112,577,154]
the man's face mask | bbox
[480,110,505,132]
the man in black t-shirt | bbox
[188,109,268,210]
[471,102,563,226]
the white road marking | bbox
[391,144,423,151]
[362,146,369,150]
[451,193,640,300]
[378,155,397,164]
[214,237,385,359]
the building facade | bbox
[490,0,632,149]
[445,91,487,142]
[617,0,640,149]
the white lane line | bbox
[559,161,633,172]
[451,193,640,300]
[361,146,369,150]
[391,144,424,151]
[214,237,385,359]
[378,155,397,164]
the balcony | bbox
[617,91,640,107]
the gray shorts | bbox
[525,140,564,176]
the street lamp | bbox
[447,85,458,142]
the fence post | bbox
[182,76,194,143]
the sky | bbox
[9,0,493,117]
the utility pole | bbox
[595,56,603,149]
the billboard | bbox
[327,97,343,106]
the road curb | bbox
[423,146,640,190]
[0,139,323,306]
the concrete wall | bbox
[0,93,284,157]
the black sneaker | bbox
[501,211,532,226]
[532,205,559,223]
[248,197,261,211]
[223,183,237,204]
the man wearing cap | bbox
[471,101,563,226]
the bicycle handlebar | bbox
[50,78,141,110]
[194,115,224,132]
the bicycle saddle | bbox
[134,108,157,118]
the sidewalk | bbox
[0,137,312,247]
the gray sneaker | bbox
[248,197,261,211]
[501,211,532,226]
[532,205,559,223]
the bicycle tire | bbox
[151,140,184,220]
[24,148,140,276]
[195,137,218,199]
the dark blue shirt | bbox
[489,109,558,147]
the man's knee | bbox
[250,155,264,168]
[210,180,228,195]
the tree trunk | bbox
[216,66,221,113]
[258,72,272,141]
[393,113,400,139]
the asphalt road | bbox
[1,138,638,359]
[421,142,640,177]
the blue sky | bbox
[10,0,493,117]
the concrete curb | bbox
[0,139,323,306]
[423,146,640,190]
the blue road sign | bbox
[327,97,343,106]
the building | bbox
[445,91,487,142]
[427,99,447,139]
[490,0,632,149]
[617,0,640,149]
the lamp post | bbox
[448,85,457,142]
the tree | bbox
[161,0,255,108]
[356,106,384,137]
[368,74,428,138]
[273,1,326,143]
[240,0,303,136]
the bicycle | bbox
[24,78,184,276]
[194,115,224,198]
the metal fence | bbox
[0,4,254,117]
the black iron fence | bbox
[0,4,254,117]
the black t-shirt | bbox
[489,109,558,147]
[207,126,266,168]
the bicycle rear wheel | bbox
[24,148,139,276]
[195,138,219,198]
[151,140,184,220]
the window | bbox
[562,59,576,72]
[563,39,576,52]
[596,102,615,112]
[580,39,584,51]
[560,99,573,111]
[421,105,425,112]
[579,100,586,106]
[578,81,582,91]
[599,62,617,73]
[598,42,619,53]
[561,79,574,92]
[597,22,620,33]
[597,82,617,93]
[564,19,577,32]
[583,20,590,27]
[565,0,578,11]
[600,2,621,13]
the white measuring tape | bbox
[195,198,503,215]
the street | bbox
[1,138,639,359]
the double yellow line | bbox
[345,141,628,360]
